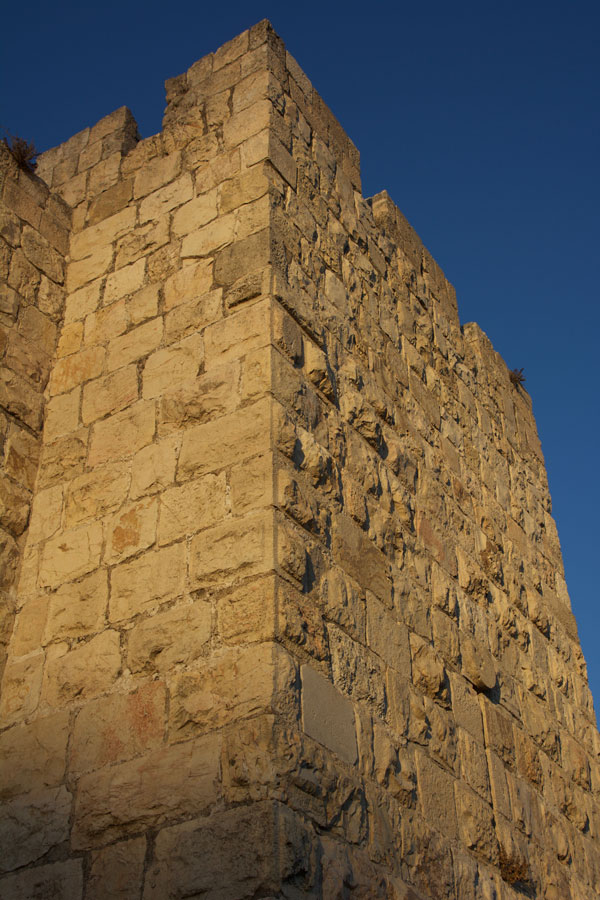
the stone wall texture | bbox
[1,20,599,900]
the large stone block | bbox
[72,733,220,847]
[301,663,357,765]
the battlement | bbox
[0,21,598,900]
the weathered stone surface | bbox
[110,542,185,621]
[86,837,146,900]
[127,600,211,673]
[105,496,158,563]
[0,785,72,872]
[72,734,220,847]
[39,520,103,588]
[70,682,166,775]
[42,631,121,707]
[0,860,83,900]
[88,400,155,466]
[301,663,357,764]
[45,568,108,640]
[0,711,69,799]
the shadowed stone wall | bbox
[0,21,598,900]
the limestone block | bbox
[456,727,491,802]
[88,178,133,225]
[21,226,64,283]
[86,837,146,900]
[460,631,497,692]
[130,436,178,498]
[66,245,113,293]
[0,474,30,536]
[104,258,146,305]
[115,218,170,269]
[0,711,69,800]
[9,595,47,656]
[0,652,43,725]
[4,331,52,389]
[171,189,217,236]
[106,496,157,563]
[70,207,135,262]
[106,317,163,371]
[88,400,155,466]
[213,227,271,287]
[0,366,43,430]
[366,595,411,674]
[332,514,392,605]
[138,173,193,223]
[158,472,226,544]
[110,542,186,622]
[168,643,295,738]
[218,574,277,644]
[45,568,108,641]
[0,785,72,873]
[230,452,274,514]
[19,305,58,356]
[409,635,450,707]
[65,462,130,527]
[142,333,204,399]
[164,289,222,343]
[42,630,121,707]
[203,298,270,366]
[0,859,83,900]
[162,258,213,311]
[48,345,105,396]
[480,698,516,766]
[63,279,102,325]
[133,150,181,199]
[44,387,80,441]
[415,751,458,841]
[39,520,103,588]
[72,733,221,848]
[128,283,160,323]
[37,429,88,490]
[223,99,272,149]
[301,664,357,765]
[180,209,235,258]
[81,365,138,424]
[178,397,270,479]
[486,749,511,820]
[70,682,166,775]
[127,600,211,674]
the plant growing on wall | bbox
[509,367,526,387]
[2,133,38,173]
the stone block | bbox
[127,599,211,674]
[70,681,166,775]
[171,189,217,236]
[37,429,87,490]
[0,785,72,873]
[104,258,146,304]
[130,436,178,498]
[106,317,163,371]
[0,711,69,800]
[133,150,181,199]
[218,574,277,644]
[301,663,357,764]
[0,859,83,900]
[48,345,105,396]
[42,630,121,707]
[142,333,204,398]
[45,568,108,640]
[86,837,146,900]
[162,258,213,311]
[366,594,411,674]
[168,643,294,738]
[203,297,270,366]
[138,173,193,222]
[415,751,458,841]
[65,462,130,527]
[110,542,186,622]
[158,472,226,543]
[0,652,44,725]
[88,400,155,466]
[72,733,220,848]
[189,509,274,586]
[43,387,80,441]
[332,514,392,605]
[9,595,47,656]
[82,365,138,423]
[39,520,103,588]
[164,289,222,343]
[106,495,158,563]
[178,396,270,479]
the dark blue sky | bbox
[3,1,599,711]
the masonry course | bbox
[0,19,598,900]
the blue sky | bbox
[2,1,599,712]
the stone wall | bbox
[0,144,69,684]
[0,20,598,900]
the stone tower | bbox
[0,20,598,900]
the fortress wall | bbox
[0,145,69,684]
[259,38,600,899]
[0,23,303,899]
[0,21,598,900]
